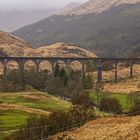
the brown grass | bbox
[49,116,140,140]
[0,103,50,115]
[102,65,140,94]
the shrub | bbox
[130,100,140,115]
[4,116,48,140]
[82,73,94,89]
[127,93,140,114]
[72,92,96,108]
[0,101,3,104]
[86,61,97,72]
[99,97,122,114]
[102,61,114,71]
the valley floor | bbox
[49,115,140,140]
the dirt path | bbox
[0,103,50,115]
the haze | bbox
[0,0,88,31]
[0,0,88,11]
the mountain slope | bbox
[13,1,140,57]
[62,0,140,15]
[57,2,82,14]
[0,31,32,56]
[29,42,97,57]
[0,31,97,58]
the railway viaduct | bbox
[0,57,140,91]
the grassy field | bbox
[90,91,140,112]
[0,110,29,129]
[0,110,30,139]
[0,91,71,112]
[0,90,139,133]
[0,91,71,139]
[89,64,140,112]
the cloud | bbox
[0,0,88,11]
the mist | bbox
[0,0,88,11]
[0,0,88,31]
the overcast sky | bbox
[0,0,88,11]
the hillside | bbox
[29,42,97,58]
[0,31,32,56]
[0,31,97,58]
[63,0,140,15]
[132,45,140,57]
[12,0,140,57]
[49,116,140,140]
[0,91,71,139]
[98,64,140,94]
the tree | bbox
[72,92,96,108]
[5,67,49,91]
[86,61,97,72]
[54,63,60,77]
[99,97,122,114]
[24,68,48,90]
[45,66,83,99]
[94,82,105,105]
[82,73,94,89]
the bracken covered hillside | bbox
[29,42,97,58]
[49,116,140,140]
[0,31,97,58]
[0,31,32,56]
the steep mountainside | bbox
[0,32,97,58]
[13,0,140,57]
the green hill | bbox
[0,91,71,139]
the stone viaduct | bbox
[0,57,140,91]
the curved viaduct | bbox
[0,57,140,91]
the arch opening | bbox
[24,60,37,72]
[54,61,66,68]
[39,60,52,74]
[69,61,83,71]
